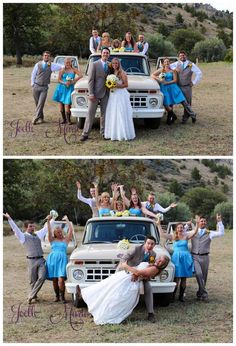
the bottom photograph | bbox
[3,159,233,343]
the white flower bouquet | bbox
[105,74,119,89]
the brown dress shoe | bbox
[80,135,88,142]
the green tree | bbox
[146,33,176,59]
[192,38,226,62]
[157,23,170,37]
[224,48,233,62]
[169,28,204,54]
[213,176,219,186]
[217,30,232,48]
[213,202,233,228]
[191,167,201,181]
[169,179,184,197]
[181,187,227,219]
[176,13,184,24]
[3,3,51,64]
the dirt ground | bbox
[3,62,233,156]
[3,230,233,343]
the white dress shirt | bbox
[185,221,224,240]
[31,60,62,87]
[141,201,171,213]
[138,41,149,55]
[89,36,101,54]
[170,59,202,85]
[8,218,55,244]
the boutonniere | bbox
[47,62,51,67]
[205,229,210,234]
[149,256,155,264]
[108,62,112,69]
[188,63,192,68]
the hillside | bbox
[133,3,232,38]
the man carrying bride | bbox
[80,47,112,142]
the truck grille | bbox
[130,96,147,108]
[86,267,116,281]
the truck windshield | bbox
[87,55,150,76]
[83,220,160,244]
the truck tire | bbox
[77,117,85,129]
[144,118,161,129]
[153,293,172,307]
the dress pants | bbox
[82,93,109,136]
[192,254,209,298]
[27,257,46,299]
[32,85,49,121]
[143,280,154,313]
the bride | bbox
[78,255,169,325]
[104,58,136,141]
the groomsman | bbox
[170,50,202,123]
[3,213,55,304]
[186,214,224,302]
[136,34,149,55]
[142,192,177,217]
[31,51,62,124]
[89,29,101,54]
[76,181,98,217]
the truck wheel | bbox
[77,117,85,129]
[153,293,172,307]
[144,118,161,129]
[71,293,85,308]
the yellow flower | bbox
[188,63,192,68]
[149,256,155,264]
[119,47,125,52]
[47,62,51,67]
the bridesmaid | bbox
[157,216,199,302]
[46,215,73,303]
[53,57,82,124]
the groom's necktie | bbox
[143,252,150,262]
[104,62,108,73]
[198,228,205,238]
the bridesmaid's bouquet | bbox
[105,74,119,90]
[158,72,166,81]
[117,239,130,250]
[65,75,74,87]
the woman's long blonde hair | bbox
[111,58,123,79]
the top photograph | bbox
[3,2,233,156]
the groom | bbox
[80,47,111,141]
[119,235,157,323]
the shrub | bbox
[192,38,226,62]
[191,167,201,181]
[157,192,191,224]
[224,48,233,62]
[213,202,233,228]
[169,179,184,197]
[146,33,176,59]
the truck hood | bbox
[69,243,170,261]
[74,76,160,91]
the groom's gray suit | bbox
[119,244,156,313]
[82,59,110,136]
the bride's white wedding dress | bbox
[81,262,148,325]
[104,80,136,141]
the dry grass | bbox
[3,230,232,343]
[3,62,232,156]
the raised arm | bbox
[209,214,225,240]
[156,218,173,241]
[93,182,100,209]
[3,213,25,244]
[153,202,177,214]
[35,214,54,240]
[63,216,73,243]
[141,206,161,220]
[120,185,130,208]
[47,216,54,243]
[186,216,200,240]
[76,181,93,207]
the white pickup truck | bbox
[65,216,176,308]
[70,52,165,129]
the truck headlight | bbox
[76,97,86,107]
[160,270,169,281]
[149,98,158,107]
[73,269,84,280]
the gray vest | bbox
[178,62,193,87]
[191,232,211,255]
[92,38,99,51]
[35,62,52,86]
[24,233,43,257]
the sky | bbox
[201,1,234,12]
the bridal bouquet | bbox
[117,239,130,250]
[158,72,166,81]
[105,74,118,90]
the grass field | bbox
[3,62,233,156]
[3,229,233,343]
